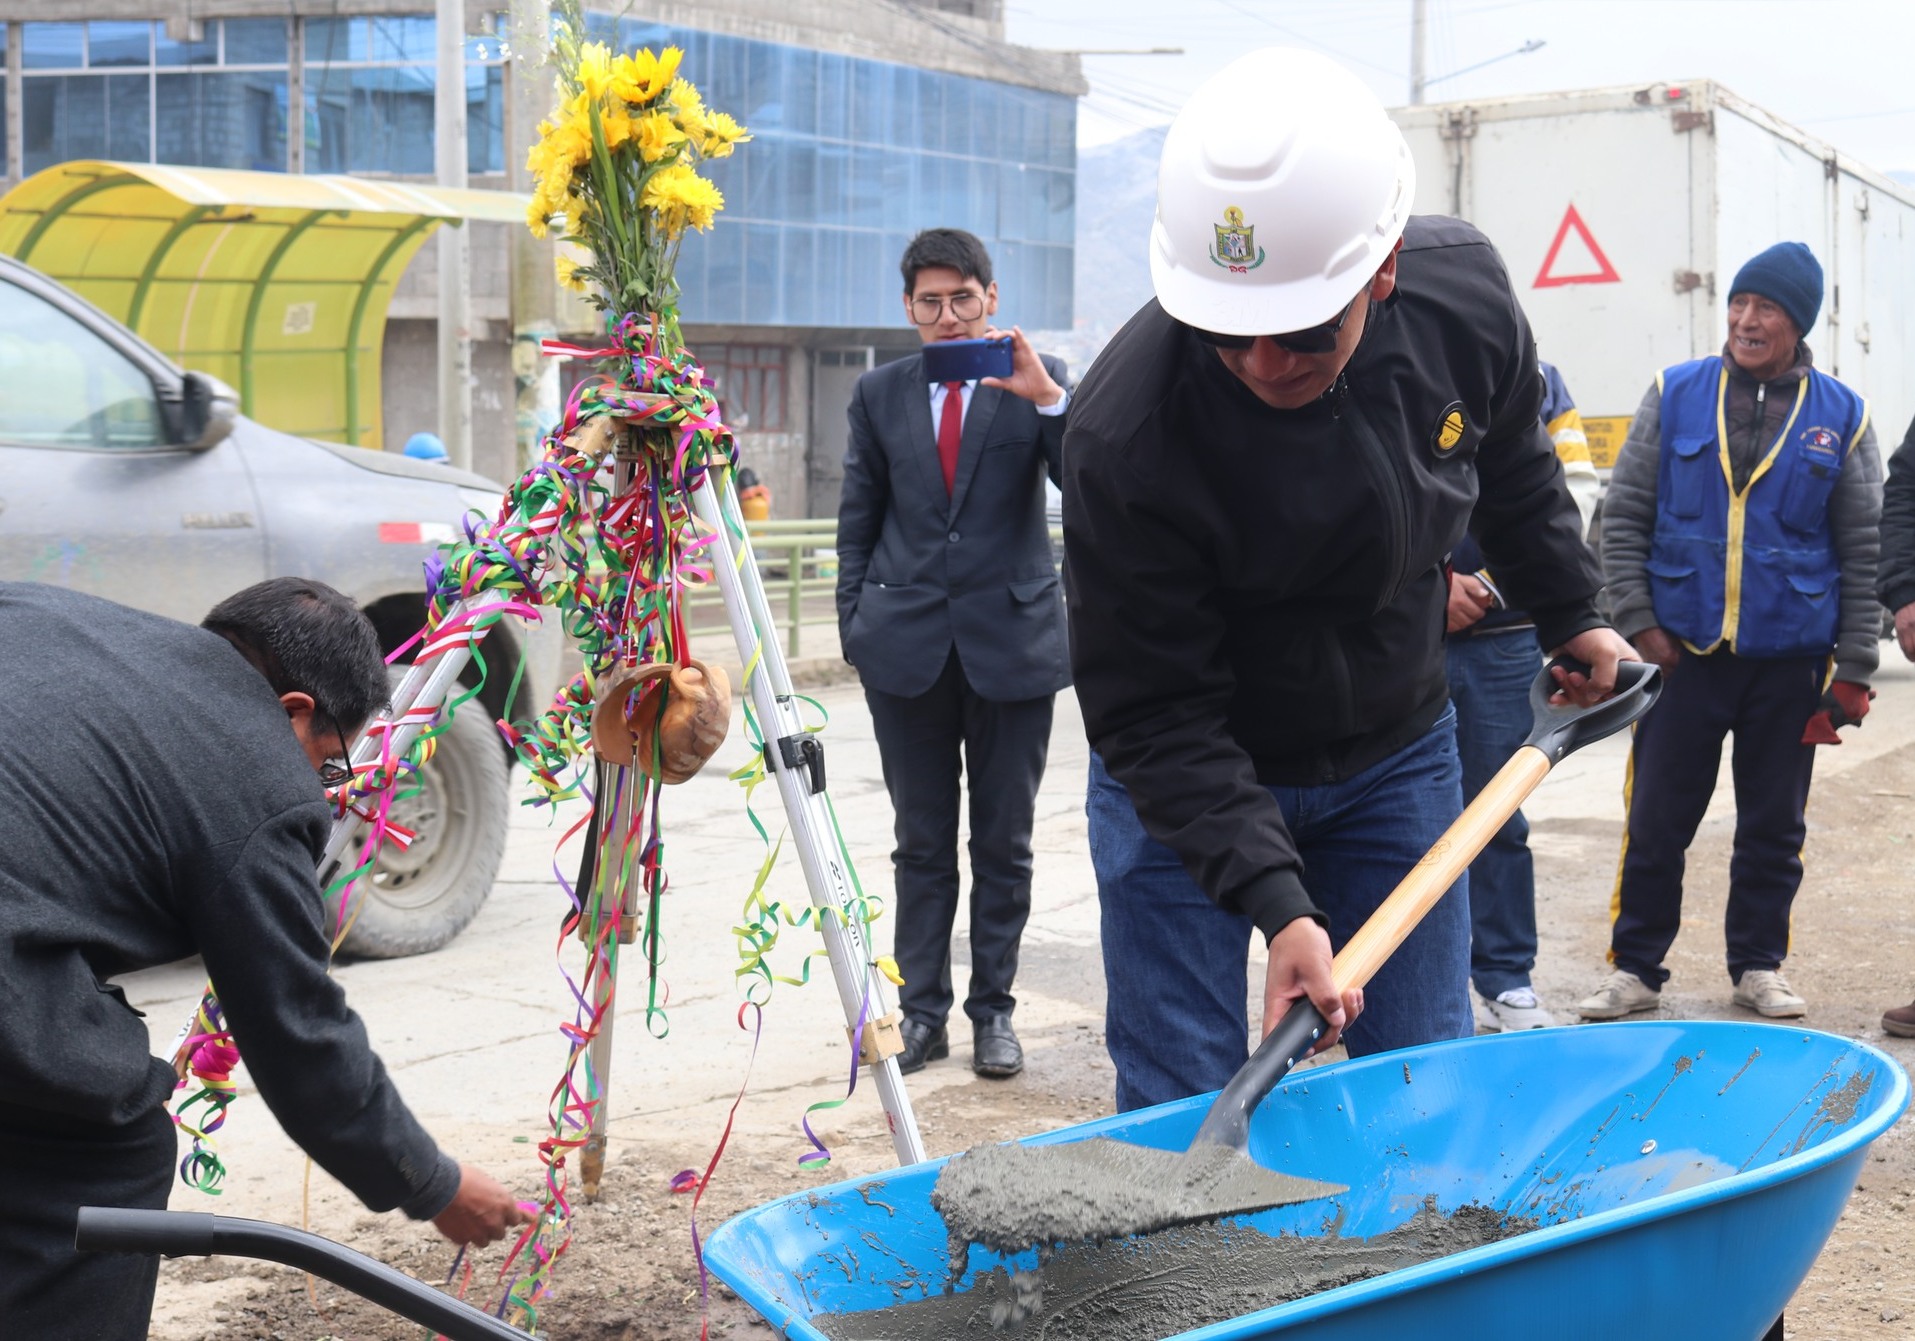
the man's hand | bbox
[1805,679,1876,744]
[980,326,1063,408]
[431,1164,526,1248]
[1262,917,1360,1056]
[1896,603,1915,663]
[1446,572,1495,633]
[1547,626,1642,706]
[1631,627,1682,677]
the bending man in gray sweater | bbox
[0,579,522,1338]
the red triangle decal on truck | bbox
[1533,204,1621,288]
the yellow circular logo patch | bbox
[1433,402,1467,456]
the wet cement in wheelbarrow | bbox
[814,1196,1534,1340]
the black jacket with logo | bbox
[1062,215,1604,939]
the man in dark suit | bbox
[836,228,1070,1079]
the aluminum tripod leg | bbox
[688,469,927,1166]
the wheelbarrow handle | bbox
[76,1208,530,1341]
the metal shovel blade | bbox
[931,1137,1345,1257]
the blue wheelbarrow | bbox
[702,1021,1907,1340]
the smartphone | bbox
[921,336,1013,384]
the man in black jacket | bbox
[0,579,521,1337]
[1063,48,1635,1110]
[1877,411,1915,1037]
[836,228,1070,1079]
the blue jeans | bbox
[1088,707,1474,1112]
[1445,628,1543,1000]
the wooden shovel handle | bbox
[1330,745,1552,993]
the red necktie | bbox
[937,381,964,496]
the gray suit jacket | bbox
[835,351,1071,701]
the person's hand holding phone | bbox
[981,326,1064,409]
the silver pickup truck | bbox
[0,252,560,958]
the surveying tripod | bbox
[181,430,927,1194]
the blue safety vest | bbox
[1647,356,1868,658]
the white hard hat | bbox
[1150,47,1415,336]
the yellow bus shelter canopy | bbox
[0,161,528,450]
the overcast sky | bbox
[1004,0,1914,176]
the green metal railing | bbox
[687,518,1064,660]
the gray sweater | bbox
[1601,349,1883,684]
[0,583,458,1219]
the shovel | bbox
[933,658,1661,1258]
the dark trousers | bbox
[1611,647,1823,988]
[1446,628,1544,999]
[0,1100,177,1339]
[864,649,1053,1028]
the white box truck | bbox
[1392,80,1915,470]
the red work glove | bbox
[1802,681,1875,745]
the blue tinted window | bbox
[468,63,504,175]
[156,22,218,67]
[743,223,780,324]
[306,64,434,174]
[23,23,85,70]
[224,19,288,66]
[304,17,364,64]
[782,139,818,224]
[582,11,616,45]
[815,52,848,140]
[370,16,434,63]
[156,70,289,170]
[88,22,151,68]
[703,226,745,324]
[23,77,105,171]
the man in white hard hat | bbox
[1062,48,1638,1110]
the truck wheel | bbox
[336,687,509,959]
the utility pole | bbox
[1409,0,1428,105]
[507,0,560,474]
[436,0,474,470]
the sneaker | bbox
[1484,987,1555,1031]
[1732,969,1806,1018]
[1576,969,1661,1020]
[1883,1001,1915,1037]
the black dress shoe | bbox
[972,1016,1023,1078]
[897,1019,949,1075]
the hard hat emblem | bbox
[1433,403,1467,455]
[1210,205,1266,273]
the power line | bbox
[1207,0,1408,79]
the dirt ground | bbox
[167,736,1915,1341]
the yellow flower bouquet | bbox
[527,0,747,314]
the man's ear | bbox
[279,690,317,739]
[1369,240,1403,302]
[984,280,1000,317]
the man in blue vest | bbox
[1579,242,1883,1021]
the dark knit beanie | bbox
[1729,242,1822,336]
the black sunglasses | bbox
[1192,295,1357,355]
[318,710,355,789]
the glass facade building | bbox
[15,17,506,178]
[7,11,1074,333]
[589,15,1076,330]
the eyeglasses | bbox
[1192,296,1357,355]
[909,292,986,325]
[318,710,354,789]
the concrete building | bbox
[0,1,1082,506]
